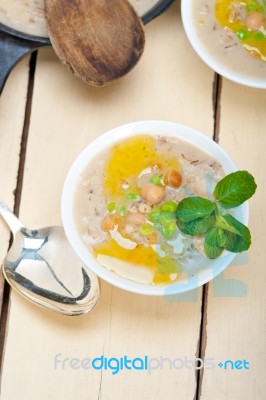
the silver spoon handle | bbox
[0,200,24,235]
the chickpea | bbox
[141,183,165,205]
[101,213,124,232]
[164,169,182,188]
[126,212,146,226]
[245,11,264,30]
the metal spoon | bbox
[44,0,145,86]
[0,200,100,316]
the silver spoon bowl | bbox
[0,200,100,316]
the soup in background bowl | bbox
[181,0,266,88]
[0,0,171,37]
[61,121,248,296]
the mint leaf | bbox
[177,214,215,236]
[173,170,256,259]
[175,197,216,223]
[204,216,250,257]
[224,231,237,250]
[216,214,242,236]
[214,170,257,209]
[204,227,224,259]
[204,242,223,259]
[216,228,228,247]
[223,215,251,252]
[205,227,221,247]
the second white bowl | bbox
[181,0,266,89]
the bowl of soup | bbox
[181,0,266,88]
[61,121,248,296]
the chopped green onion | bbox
[149,174,163,185]
[148,205,177,238]
[158,211,175,222]
[139,224,152,236]
[246,0,263,13]
[148,210,162,222]
[153,221,161,230]
[160,200,178,213]
[254,31,265,41]
[125,192,140,201]
[236,28,250,40]
[160,220,176,238]
[117,205,127,216]
[107,201,116,213]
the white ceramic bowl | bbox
[181,0,266,89]
[61,121,248,296]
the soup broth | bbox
[0,0,48,37]
[193,0,266,82]
[0,0,161,37]
[74,135,225,285]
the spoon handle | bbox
[0,200,24,235]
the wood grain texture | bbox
[201,81,266,399]
[0,2,216,399]
[0,58,29,316]
[45,0,145,86]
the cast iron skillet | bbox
[0,0,174,95]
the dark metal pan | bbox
[0,23,49,94]
[0,0,174,95]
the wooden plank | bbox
[201,81,266,399]
[0,58,30,315]
[0,3,216,399]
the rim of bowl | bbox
[61,120,249,296]
[142,0,174,24]
[0,0,174,42]
[181,1,266,89]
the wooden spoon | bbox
[45,0,145,86]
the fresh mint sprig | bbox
[213,170,256,209]
[175,170,257,259]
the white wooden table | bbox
[0,2,265,399]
